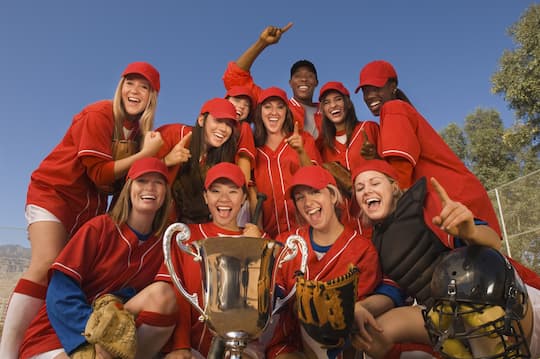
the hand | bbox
[164,349,195,359]
[431,177,476,239]
[164,131,192,166]
[351,303,383,351]
[260,22,293,46]
[286,122,304,154]
[140,131,164,157]
[360,129,379,160]
[243,223,262,238]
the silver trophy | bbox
[163,222,308,358]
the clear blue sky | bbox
[0,1,532,247]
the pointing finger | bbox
[293,121,299,135]
[281,22,293,33]
[431,177,450,204]
[179,131,192,148]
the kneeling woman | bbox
[267,165,381,359]
[19,157,175,359]
[350,159,502,358]
[155,162,264,358]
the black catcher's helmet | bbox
[424,245,531,358]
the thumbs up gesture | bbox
[431,177,476,239]
[360,129,379,160]
[164,131,192,167]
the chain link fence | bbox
[488,168,540,274]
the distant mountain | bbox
[0,244,30,275]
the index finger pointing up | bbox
[281,22,293,33]
[179,131,192,148]
[430,177,451,204]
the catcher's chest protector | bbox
[372,177,449,305]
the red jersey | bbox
[319,121,380,236]
[19,215,164,358]
[266,225,381,357]
[156,222,268,356]
[223,62,323,137]
[378,100,501,236]
[238,121,256,167]
[254,133,322,238]
[26,100,127,236]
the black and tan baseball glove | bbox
[295,265,359,348]
[78,294,137,359]
[322,161,352,198]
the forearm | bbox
[236,38,269,71]
[462,224,502,250]
[358,294,395,317]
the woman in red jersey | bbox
[0,62,163,359]
[19,157,175,359]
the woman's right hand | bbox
[164,132,192,166]
[351,303,383,351]
[140,131,164,157]
[164,349,195,359]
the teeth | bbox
[128,97,140,103]
[141,195,156,200]
[307,208,320,215]
[299,85,308,90]
[215,133,224,139]
[331,110,340,115]
[217,206,232,211]
[369,101,380,107]
[366,198,379,205]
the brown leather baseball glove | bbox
[81,294,137,359]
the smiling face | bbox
[121,74,151,116]
[293,185,339,231]
[198,114,234,149]
[321,90,347,130]
[354,170,398,223]
[204,179,246,230]
[361,81,396,116]
[228,95,252,122]
[129,172,167,215]
[289,67,318,104]
[261,98,288,135]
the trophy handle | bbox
[272,234,308,314]
[163,222,207,320]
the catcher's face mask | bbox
[425,301,530,358]
[425,245,530,358]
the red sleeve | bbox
[379,100,420,166]
[236,122,256,166]
[387,156,414,189]
[265,304,302,358]
[302,133,323,165]
[222,61,263,103]
[74,101,115,160]
[80,156,115,186]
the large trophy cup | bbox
[163,222,307,358]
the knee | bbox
[145,282,178,315]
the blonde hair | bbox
[112,77,158,140]
[109,177,173,237]
[357,176,403,227]
[293,184,344,226]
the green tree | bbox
[439,122,467,164]
[464,108,518,189]
[491,4,540,144]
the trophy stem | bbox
[225,331,249,359]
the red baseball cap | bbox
[200,98,238,121]
[204,162,246,189]
[225,86,257,110]
[354,60,397,93]
[258,87,288,105]
[351,160,398,184]
[319,81,350,101]
[122,62,161,92]
[285,166,337,198]
[127,157,169,183]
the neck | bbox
[312,217,344,247]
[127,212,154,235]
